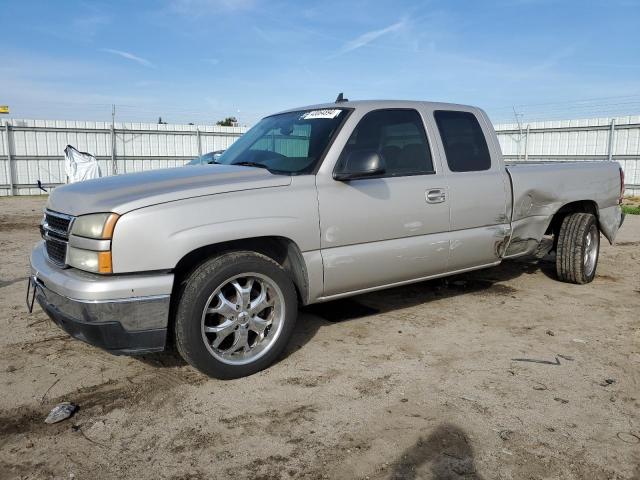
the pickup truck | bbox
[29,100,625,379]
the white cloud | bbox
[335,20,407,56]
[101,49,155,68]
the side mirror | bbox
[334,149,386,181]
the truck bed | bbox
[504,160,623,257]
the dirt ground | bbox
[1,196,639,480]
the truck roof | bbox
[274,99,481,117]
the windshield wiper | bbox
[232,161,286,175]
[233,161,270,169]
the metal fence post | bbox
[111,104,117,175]
[524,124,530,162]
[3,120,15,195]
[607,118,616,161]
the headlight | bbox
[68,212,119,274]
[67,247,112,274]
[71,213,119,239]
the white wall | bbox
[2,115,639,196]
[494,115,640,195]
[0,119,246,195]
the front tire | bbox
[174,251,298,379]
[555,212,600,284]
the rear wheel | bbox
[555,212,600,284]
[174,251,297,379]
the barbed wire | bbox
[488,94,640,123]
[6,94,640,126]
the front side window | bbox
[337,109,434,177]
[216,109,348,174]
[434,110,491,172]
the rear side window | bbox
[339,109,434,176]
[434,110,491,172]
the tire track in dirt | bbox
[0,363,204,447]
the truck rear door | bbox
[429,108,511,271]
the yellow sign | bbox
[0,106,9,114]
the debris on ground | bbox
[44,402,78,424]
[616,432,640,444]
[557,354,574,361]
[553,397,569,404]
[546,330,555,336]
[40,378,60,405]
[600,378,616,387]
[511,357,561,365]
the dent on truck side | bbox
[505,161,622,257]
[110,176,323,303]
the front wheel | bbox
[555,212,600,284]
[174,251,298,379]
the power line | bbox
[490,93,640,110]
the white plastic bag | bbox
[64,145,102,183]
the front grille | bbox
[42,210,74,267]
[44,211,71,236]
[45,237,68,265]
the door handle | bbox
[426,189,446,204]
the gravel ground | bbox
[0,195,639,480]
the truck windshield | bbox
[216,108,348,174]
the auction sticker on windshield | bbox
[300,109,342,120]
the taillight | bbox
[619,167,625,204]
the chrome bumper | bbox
[29,242,174,354]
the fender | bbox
[111,177,321,273]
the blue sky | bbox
[1,0,639,125]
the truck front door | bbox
[316,108,451,298]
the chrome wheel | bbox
[201,273,285,366]
[584,225,599,277]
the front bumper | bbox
[29,242,174,355]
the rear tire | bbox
[555,212,600,284]
[174,251,298,379]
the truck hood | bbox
[47,165,292,216]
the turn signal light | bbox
[98,251,112,274]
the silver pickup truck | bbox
[29,100,625,378]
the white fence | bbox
[0,119,247,195]
[495,115,640,195]
[2,115,639,196]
